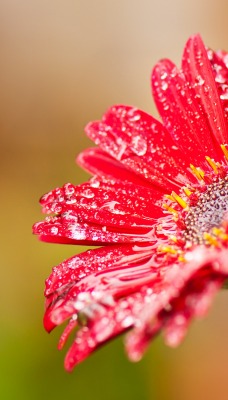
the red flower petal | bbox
[208,48,228,125]
[125,246,226,361]
[77,148,153,188]
[33,179,165,245]
[47,246,227,370]
[44,243,158,298]
[152,58,223,167]
[39,179,163,228]
[43,242,163,332]
[34,35,228,371]
[85,106,193,191]
[33,216,155,246]
[182,35,228,148]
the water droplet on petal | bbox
[195,75,205,86]
[131,135,147,156]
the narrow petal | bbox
[39,179,163,228]
[44,244,228,370]
[43,242,162,332]
[208,48,228,126]
[152,59,223,167]
[125,246,227,361]
[33,216,156,246]
[44,243,157,298]
[77,148,153,188]
[85,106,193,190]
[182,34,228,148]
[33,179,164,245]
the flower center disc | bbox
[184,178,228,244]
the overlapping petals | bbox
[34,34,228,371]
[44,244,227,371]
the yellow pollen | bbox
[178,255,186,263]
[221,144,228,160]
[219,233,228,242]
[190,164,205,180]
[158,245,178,254]
[171,191,189,210]
[162,203,178,215]
[211,227,223,236]
[205,156,219,174]
[169,235,178,243]
[165,194,175,201]
[203,232,219,247]
[211,227,228,242]
[183,187,192,197]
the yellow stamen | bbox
[165,194,175,201]
[205,156,218,174]
[171,191,189,210]
[203,232,219,247]
[178,255,186,262]
[211,227,228,242]
[211,227,223,236]
[162,203,178,215]
[158,245,177,254]
[169,235,178,243]
[219,233,228,242]
[190,164,205,180]
[221,144,228,160]
[183,187,192,197]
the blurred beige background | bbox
[1,1,228,399]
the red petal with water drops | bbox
[77,148,153,188]
[63,297,136,371]
[34,34,228,372]
[33,216,156,246]
[39,179,163,229]
[152,58,223,167]
[43,242,162,331]
[33,179,164,245]
[125,246,227,361]
[208,48,228,125]
[50,246,227,370]
[44,243,158,299]
[86,106,193,191]
[182,35,228,148]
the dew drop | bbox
[131,135,147,156]
[160,72,168,80]
[50,226,59,235]
[81,189,95,198]
[195,75,205,86]
[161,81,168,91]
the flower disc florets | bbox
[163,158,228,250]
[184,177,228,244]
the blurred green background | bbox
[1,1,228,399]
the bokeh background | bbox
[1,1,228,399]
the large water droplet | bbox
[131,135,147,156]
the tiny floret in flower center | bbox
[184,177,228,244]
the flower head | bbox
[33,35,228,371]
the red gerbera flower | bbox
[33,34,228,372]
